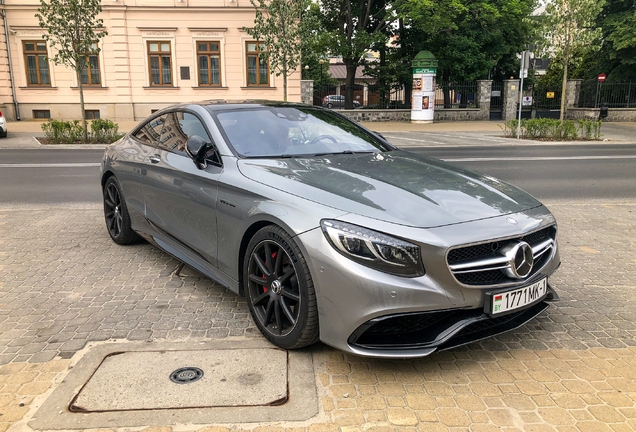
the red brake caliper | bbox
[262,251,278,292]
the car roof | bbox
[156,100,322,113]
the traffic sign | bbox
[598,73,607,83]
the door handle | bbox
[149,155,161,164]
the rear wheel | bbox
[103,176,139,245]
[244,226,319,349]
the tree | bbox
[36,0,107,142]
[247,0,310,102]
[540,0,604,120]
[594,0,636,81]
[318,0,394,109]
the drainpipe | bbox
[1,1,20,120]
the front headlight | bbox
[320,220,425,277]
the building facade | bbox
[0,0,300,121]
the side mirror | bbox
[186,135,216,169]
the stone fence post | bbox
[477,80,492,120]
[566,79,583,109]
[503,79,520,121]
[301,80,314,105]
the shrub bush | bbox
[501,118,602,141]
[41,119,124,144]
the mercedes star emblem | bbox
[501,241,534,279]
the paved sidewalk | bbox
[6,119,636,134]
[0,201,635,431]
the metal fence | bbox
[435,82,479,109]
[313,81,480,110]
[578,81,636,108]
[313,84,409,109]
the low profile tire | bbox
[103,176,139,245]
[244,226,319,349]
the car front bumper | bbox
[296,207,560,358]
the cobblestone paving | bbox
[0,202,635,431]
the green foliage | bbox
[316,0,394,109]
[246,0,310,101]
[501,118,602,140]
[41,119,123,144]
[539,0,605,119]
[90,119,123,143]
[395,0,536,82]
[36,0,108,141]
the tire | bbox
[0,130,7,138]
[243,226,319,349]
[103,176,139,245]
[327,103,333,109]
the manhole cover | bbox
[170,367,204,384]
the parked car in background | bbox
[0,111,7,138]
[322,95,361,109]
[101,100,561,358]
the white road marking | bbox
[0,163,101,168]
[443,155,636,162]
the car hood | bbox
[237,150,541,228]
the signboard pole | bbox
[516,52,527,140]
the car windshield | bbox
[214,107,391,158]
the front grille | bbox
[447,227,550,265]
[455,269,507,285]
[447,226,556,287]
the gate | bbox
[533,84,562,119]
[490,82,503,120]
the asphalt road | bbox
[0,144,635,206]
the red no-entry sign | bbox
[598,73,607,83]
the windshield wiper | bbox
[312,150,376,157]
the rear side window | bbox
[134,115,167,145]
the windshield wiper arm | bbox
[312,150,375,157]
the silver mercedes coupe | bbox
[100,101,561,358]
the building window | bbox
[80,44,101,86]
[147,41,172,86]
[197,41,221,86]
[246,42,269,86]
[23,41,51,86]
[85,110,100,119]
[33,110,51,119]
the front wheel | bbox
[103,176,139,245]
[244,226,319,349]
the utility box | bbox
[411,51,438,124]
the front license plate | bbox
[490,278,547,315]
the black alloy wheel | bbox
[103,177,139,245]
[244,226,319,349]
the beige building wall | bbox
[0,0,300,121]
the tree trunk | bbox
[560,48,568,121]
[77,69,88,142]
[343,59,357,110]
[379,46,387,108]
[443,69,452,109]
